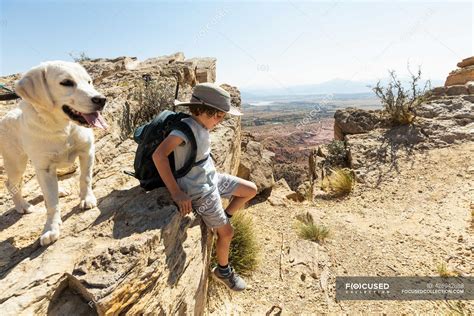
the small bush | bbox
[321,168,354,196]
[295,212,329,243]
[437,262,459,277]
[211,211,259,276]
[372,68,431,125]
[119,77,175,140]
[298,223,330,242]
[326,140,348,167]
[68,51,91,62]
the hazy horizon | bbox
[1,0,472,90]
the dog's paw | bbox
[40,227,60,246]
[15,200,38,214]
[80,194,97,210]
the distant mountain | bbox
[240,78,444,101]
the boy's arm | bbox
[152,135,193,214]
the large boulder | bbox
[415,95,474,144]
[0,53,239,315]
[237,132,275,194]
[333,107,387,140]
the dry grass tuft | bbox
[295,212,330,243]
[321,168,354,197]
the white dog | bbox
[0,61,107,246]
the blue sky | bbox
[0,0,472,89]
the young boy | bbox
[152,83,257,291]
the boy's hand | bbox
[171,190,193,215]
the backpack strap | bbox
[168,121,198,179]
[194,154,210,166]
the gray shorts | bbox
[192,173,241,229]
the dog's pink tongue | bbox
[81,112,108,129]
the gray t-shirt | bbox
[168,117,217,199]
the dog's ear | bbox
[15,64,55,109]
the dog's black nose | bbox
[91,96,106,110]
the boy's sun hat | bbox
[174,83,242,116]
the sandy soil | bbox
[207,142,474,315]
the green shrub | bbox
[211,211,259,276]
[372,68,431,125]
[326,140,348,167]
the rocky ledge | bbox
[0,53,244,315]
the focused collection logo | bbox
[336,277,473,300]
[344,282,390,294]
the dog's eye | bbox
[60,79,75,87]
[88,80,92,84]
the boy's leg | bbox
[192,190,234,266]
[215,223,233,266]
[225,181,257,215]
[192,187,246,291]
[213,221,246,291]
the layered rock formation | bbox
[342,98,472,186]
[445,56,474,87]
[345,91,474,185]
[0,53,239,315]
[331,57,474,186]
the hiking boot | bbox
[212,266,247,291]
